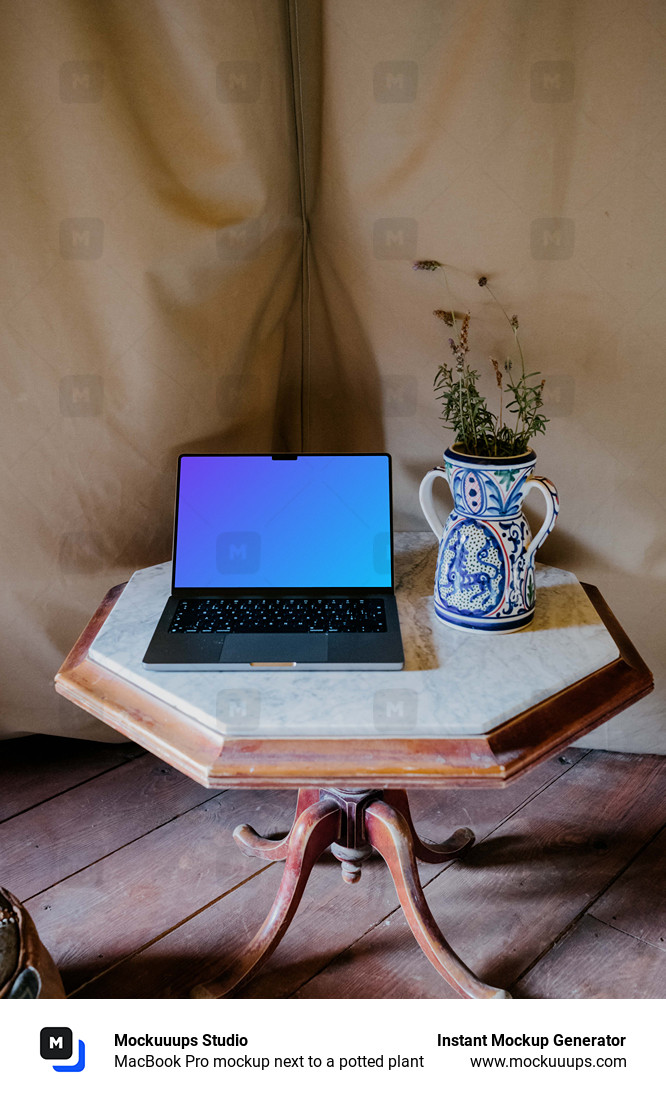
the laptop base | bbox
[143,595,404,671]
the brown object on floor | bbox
[0,887,65,999]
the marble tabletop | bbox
[88,534,619,740]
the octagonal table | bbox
[55,535,652,999]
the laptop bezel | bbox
[170,452,396,599]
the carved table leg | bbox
[192,796,340,999]
[383,789,475,864]
[233,788,320,862]
[365,800,511,1000]
[194,787,508,1000]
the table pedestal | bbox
[191,789,510,1000]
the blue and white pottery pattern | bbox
[419,447,559,633]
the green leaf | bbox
[495,468,520,489]
[527,573,535,604]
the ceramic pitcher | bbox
[419,446,559,633]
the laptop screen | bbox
[173,454,393,591]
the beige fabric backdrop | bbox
[1,0,664,752]
[0,0,303,740]
[303,0,666,753]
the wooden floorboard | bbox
[294,751,666,998]
[2,754,221,901]
[0,734,143,824]
[75,751,581,998]
[514,915,666,998]
[589,826,666,948]
[33,788,298,994]
[2,736,666,1000]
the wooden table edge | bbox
[54,582,653,789]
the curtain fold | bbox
[303,0,666,752]
[1,0,303,739]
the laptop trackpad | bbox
[220,633,328,664]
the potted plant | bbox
[414,260,559,633]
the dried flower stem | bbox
[491,358,503,455]
[414,259,548,457]
[480,279,526,376]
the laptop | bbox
[142,453,404,671]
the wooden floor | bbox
[2,734,666,999]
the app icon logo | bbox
[40,1028,86,1072]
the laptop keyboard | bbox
[168,597,387,634]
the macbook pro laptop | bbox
[142,453,404,671]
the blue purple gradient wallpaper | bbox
[174,455,392,589]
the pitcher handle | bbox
[524,476,559,558]
[419,466,451,539]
